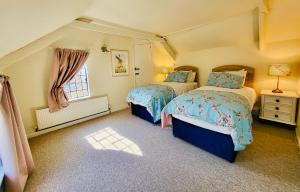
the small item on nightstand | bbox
[259,90,299,126]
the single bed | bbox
[127,66,199,124]
[161,65,256,162]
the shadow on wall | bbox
[151,42,175,83]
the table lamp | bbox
[269,64,291,93]
[161,66,170,78]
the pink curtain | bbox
[0,76,34,192]
[48,48,89,112]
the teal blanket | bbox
[162,89,253,151]
[126,84,176,122]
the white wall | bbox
[266,0,300,43]
[3,28,135,135]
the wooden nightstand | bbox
[259,90,299,125]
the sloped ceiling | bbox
[1,0,300,62]
[0,0,93,58]
[167,11,258,53]
[86,0,260,35]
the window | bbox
[64,65,90,101]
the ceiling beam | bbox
[259,0,270,13]
[160,40,177,60]
[68,18,161,41]
[257,0,270,50]
[68,18,179,59]
[258,10,267,50]
[0,17,169,70]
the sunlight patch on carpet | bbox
[85,127,143,156]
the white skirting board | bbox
[28,103,129,139]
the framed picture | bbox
[111,50,129,76]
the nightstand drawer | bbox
[260,90,298,125]
[263,109,291,122]
[264,103,292,113]
[264,95,293,105]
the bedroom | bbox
[0,0,299,191]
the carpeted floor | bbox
[25,109,300,192]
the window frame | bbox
[64,65,91,102]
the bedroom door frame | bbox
[133,40,154,88]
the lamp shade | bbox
[161,66,170,74]
[269,64,291,76]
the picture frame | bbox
[111,50,129,76]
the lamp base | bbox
[272,88,283,93]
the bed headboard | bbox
[174,65,199,86]
[212,65,255,87]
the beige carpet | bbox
[25,109,300,192]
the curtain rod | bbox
[48,46,93,51]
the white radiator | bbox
[35,96,110,131]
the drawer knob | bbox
[276,99,280,103]
[275,107,279,110]
[274,114,279,118]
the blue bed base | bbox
[172,117,237,162]
[131,103,160,124]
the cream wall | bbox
[151,42,175,83]
[266,0,300,43]
[3,29,135,135]
[176,44,300,94]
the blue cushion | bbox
[165,71,189,83]
[206,72,244,89]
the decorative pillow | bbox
[165,71,189,83]
[225,69,247,87]
[187,72,196,82]
[206,72,244,89]
[225,69,246,77]
[179,71,196,82]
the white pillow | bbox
[181,71,196,82]
[187,72,196,82]
[178,70,194,82]
[225,69,247,86]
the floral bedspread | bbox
[161,89,253,151]
[126,84,176,123]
